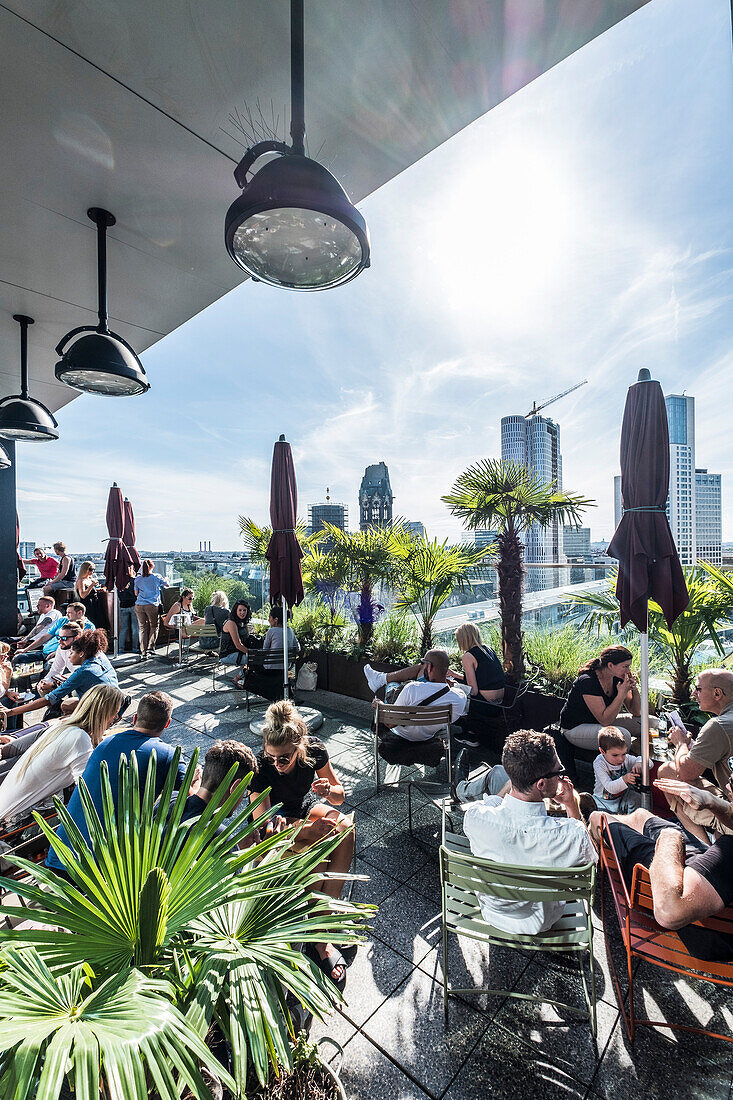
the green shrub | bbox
[369,610,421,665]
[289,598,350,652]
[523,625,608,697]
[190,571,254,615]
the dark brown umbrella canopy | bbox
[607,375,688,631]
[265,436,304,607]
[103,484,133,591]
[123,498,141,572]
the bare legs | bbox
[295,803,355,982]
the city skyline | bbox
[10,0,733,554]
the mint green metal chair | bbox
[439,827,597,1035]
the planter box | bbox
[521,688,564,731]
[303,650,406,700]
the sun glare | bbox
[431,136,582,333]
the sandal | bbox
[313,943,347,986]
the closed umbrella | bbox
[103,484,132,656]
[607,368,689,806]
[265,435,304,699]
[123,498,140,572]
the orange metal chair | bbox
[599,815,733,1043]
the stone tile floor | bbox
[115,654,733,1100]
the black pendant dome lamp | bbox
[0,315,59,443]
[54,208,150,396]
[225,0,370,291]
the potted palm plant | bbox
[0,749,369,1099]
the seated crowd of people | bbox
[1,591,731,1005]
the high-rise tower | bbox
[359,462,394,530]
[664,394,696,566]
[501,415,564,563]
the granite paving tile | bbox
[360,965,491,1098]
[350,857,402,907]
[441,1021,590,1100]
[359,827,432,885]
[491,959,618,1082]
[337,1031,432,1100]
[591,1015,733,1100]
[369,883,442,965]
[418,933,532,1017]
[338,938,416,1026]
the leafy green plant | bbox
[317,524,402,646]
[369,610,420,665]
[0,750,369,1099]
[289,598,349,652]
[443,459,593,681]
[189,570,254,616]
[389,530,488,652]
[568,568,733,704]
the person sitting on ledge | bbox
[22,547,57,603]
[249,699,354,985]
[655,668,733,847]
[589,776,733,962]
[42,541,76,598]
[219,600,262,688]
[46,690,189,877]
[371,648,468,767]
[461,729,596,934]
[559,646,659,754]
[0,684,125,828]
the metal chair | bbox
[599,815,733,1044]
[440,824,597,1034]
[373,701,452,792]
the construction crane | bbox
[525,378,588,419]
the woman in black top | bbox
[249,699,354,985]
[560,645,645,750]
[451,623,506,744]
[219,600,261,687]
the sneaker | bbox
[453,733,480,749]
[364,664,387,693]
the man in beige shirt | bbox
[657,669,733,845]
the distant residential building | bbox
[404,521,425,539]
[563,526,592,561]
[359,462,394,530]
[308,493,348,537]
[665,394,696,566]
[19,541,35,560]
[695,468,722,565]
[613,475,623,530]
[501,414,564,564]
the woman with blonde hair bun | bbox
[249,698,354,986]
[0,683,124,826]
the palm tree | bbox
[569,568,733,705]
[319,523,401,646]
[442,459,593,681]
[389,530,489,652]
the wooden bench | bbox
[599,815,733,1043]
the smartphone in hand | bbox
[666,709,685,729]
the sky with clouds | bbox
[14,0,733,554]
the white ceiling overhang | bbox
[0,0,650,413]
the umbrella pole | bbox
[113,591,119,658]
[640,611,652,811]
[282,595,289,700]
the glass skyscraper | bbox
[501,414,564,564]
[664,394,696,566]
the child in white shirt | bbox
[592,726,643,813]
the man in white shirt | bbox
[372,648,467,741]
[463,729,597,935]
[13,597,61,662]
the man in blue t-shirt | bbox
[46,690,187,873]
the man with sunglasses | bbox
[0,623,84,728]
[462,729,596,934]
[656,669,733,846]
